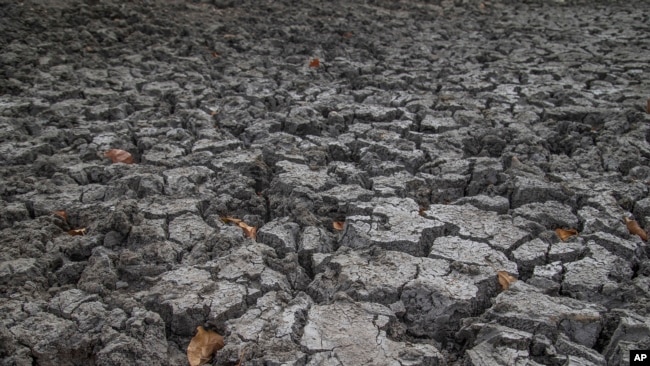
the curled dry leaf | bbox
[221,216,242,225]
[53,210,68,222]
[555,228,578,241]
[624,216,647,241]
[309,58,320,68]
[646,98,650,114]
[68,228,87,236]
[239,222,257,240]
[497,270,517,291]
[104,149,134,164]
[221,216,257,240]
[332,221,345,231]
[187,326,224,366]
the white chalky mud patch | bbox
[340,197,447,257]
[301,300,444,365]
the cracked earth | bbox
[1,0,650,365]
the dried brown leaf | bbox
[53,210,68,222]
[68,228,87,236]
[221,216,242,224]
[341,31,353,39]
[309,58,320,68]
[332,221,345,231]
[237,222,257,240]
[497,270,517,291]
[187,326,224,366]
[624,216,647,241]
[104,149,134,164]
[555,228,578,241]
[221,216,256,240]
[646,98,650,114]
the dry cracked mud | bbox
[1,0,650,365]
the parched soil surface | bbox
[2,0,650,365]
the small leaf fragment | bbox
[555,228,578,241]
[221,216,257,240]
[418,206,429,217]
[104,149,134,164]
[309,58,320,68]
[53,210,68,222]
[221,216,242,225]
[624,216,647,241]
[238,222,257,240]
[332,221,345,231]
[497,270,517,291]
[187,326,225,366]
[68,228,87,236]
[646,98,650,114]
[341,31,353,39]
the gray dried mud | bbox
[1,0,650,365]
